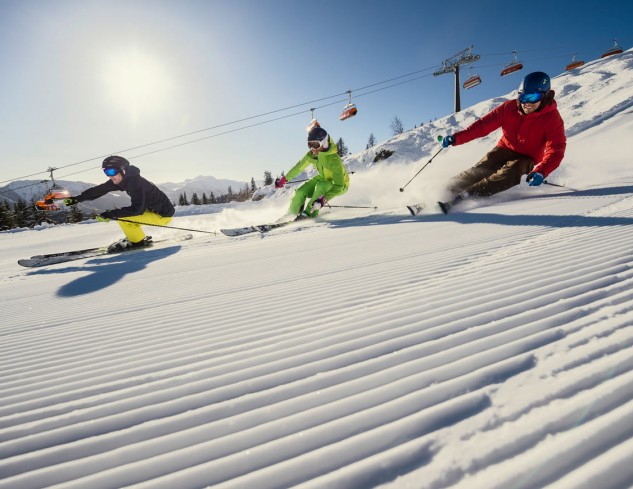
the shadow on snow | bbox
[26,245,183,298]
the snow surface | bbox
[1,50,633,489]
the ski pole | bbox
[288,171,356,186]
[399,140,444,192]
[114,218,218,235]
[327,205,378,209]
[544,180,578,191]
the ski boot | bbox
[438,194,465,215]
[107,236,153,253]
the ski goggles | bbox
[307,140,321,149]
[518,92,545,104]
[103,167,120,177]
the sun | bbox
[102,46,172,125]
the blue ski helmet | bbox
[102,155,130,175]
[518,72,551,94]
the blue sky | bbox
[1,0,631,186]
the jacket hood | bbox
[322,136,339,156]
[124,165,141,178]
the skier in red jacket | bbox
[439,71,566,213]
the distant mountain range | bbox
[0,174,249,213]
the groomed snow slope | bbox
[1,50,633,489]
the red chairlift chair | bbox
[339,90,358,121]
[463,67,482,89]
[601,39,623,58]
[500,51,523,76]
[565,52,586,71]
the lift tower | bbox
[433,46,480,113]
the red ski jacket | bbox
[453,95,566,177]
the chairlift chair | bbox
[35,169,71,212]
[35,187,71,212]
[500,51,523,76]
[339,90,358,121]
[463,68,482,89]
[601,39,623,58]
[565,53,585,71]
[35,200,62,212]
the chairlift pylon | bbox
[500,50,523,76]
[339,90,358,121]
[601,39,623,58]
[565,52,585,71]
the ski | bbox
[220,221,296,237]
[438,201,451,215]
[19,234,193,268]
[406,203,426,216]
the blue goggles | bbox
[518,92,545,104]
[103,167,120,177]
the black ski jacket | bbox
[76,165,175,219]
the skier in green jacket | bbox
[275,123,349,219]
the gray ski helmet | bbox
[519,71,551,94]
[307,126,328,143]
[102,155,130,175]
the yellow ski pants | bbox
[116,211,173,243]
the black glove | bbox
[63,197,79,206]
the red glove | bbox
[275,176,287,188]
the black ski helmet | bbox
[307,126,328,145]
[518,71,551,94]
[102,155,130,175]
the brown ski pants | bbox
[447,146,534,198]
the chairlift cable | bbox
[1,41,621,189]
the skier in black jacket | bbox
[64,156,175,251]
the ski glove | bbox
[63,197,79,206]
[312,195,327,211]
[97,210,114,222]
[442,135,455,148]
[527,172,544,187]
[275,176,287,188]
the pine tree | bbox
[390,116,404,136]
[178,192,190,206]
[336,137,349,157]
[68,205,84,223]
[366,133,376,149]
[191,192,201,205]
[250,177,257,194]
[202,193,208,205]
[0,200,14,230]
[13,200,29,228]
[263,171,273,186]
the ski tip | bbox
[406,204,425,216]
[437,201,451,215]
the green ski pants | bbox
[289,176,347,216]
